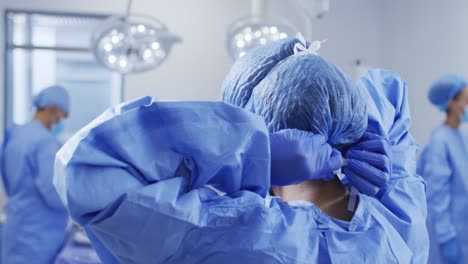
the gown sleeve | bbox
[356,69,429,263]
[54,97,277,263]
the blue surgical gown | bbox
[1,120,68,263]
[418,125,468,263]
[55,69,428,263]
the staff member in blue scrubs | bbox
[1,85,70,263]
[419,74,468,264]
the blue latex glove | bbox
[270,129,343,186]
[344,132,391,196]
[440,239,461,264]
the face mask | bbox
[51,121,65,137]
[459,106,468,123]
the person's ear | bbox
[448,100,457,114]
[450,100,465,115]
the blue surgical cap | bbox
[33,85,70,113]
[221,38,367,148]
[428,74,467,111]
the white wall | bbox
[270,0,381,77]
[378,0,468,146]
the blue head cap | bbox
[428,74,467,111]
[221,37,367,149]
[33,85,70,114]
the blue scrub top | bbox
[418,125,468,263]
[1,120,68,263]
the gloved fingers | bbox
[355,131,391,155]
[270,129,325,144]
[328,149,344,171]
[346,150,391,172]
[348,139,391,156]
[270,129,327,157]
[270,131,302,158]
[270,129,342,185]
[270,146,323,186]
[345,169,379,196]
[347,159,390,186]
[360,131,389,142]
[359,131,381,141]
[298,144,343,182]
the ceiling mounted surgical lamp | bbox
[91,0,181,74]
[226,0,331,61]
[226,0,297,60]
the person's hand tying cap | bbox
[343,132,391,196]
[270,129,343,186]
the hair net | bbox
[221,38,367,148]
[33,85,70,113]
[428,74,467,111]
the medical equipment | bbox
[226,0,331,60]
[91,0,181,73]
[226,0,297,60]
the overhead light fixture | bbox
[91,0,181,74]
[226,0,297,60]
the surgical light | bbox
[226,0,297,60]
[91,0,181,74]
[226,16,296,60]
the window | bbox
[4,10,123,140]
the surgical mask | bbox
[461,106,468,123]
[51,121,65,137]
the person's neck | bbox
[271,178,355,221]
[445,114,460,129]
[34,112,51,130]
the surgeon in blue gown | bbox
[54,37,428,263]
[1,85,70,263]
[418,74,468,264]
